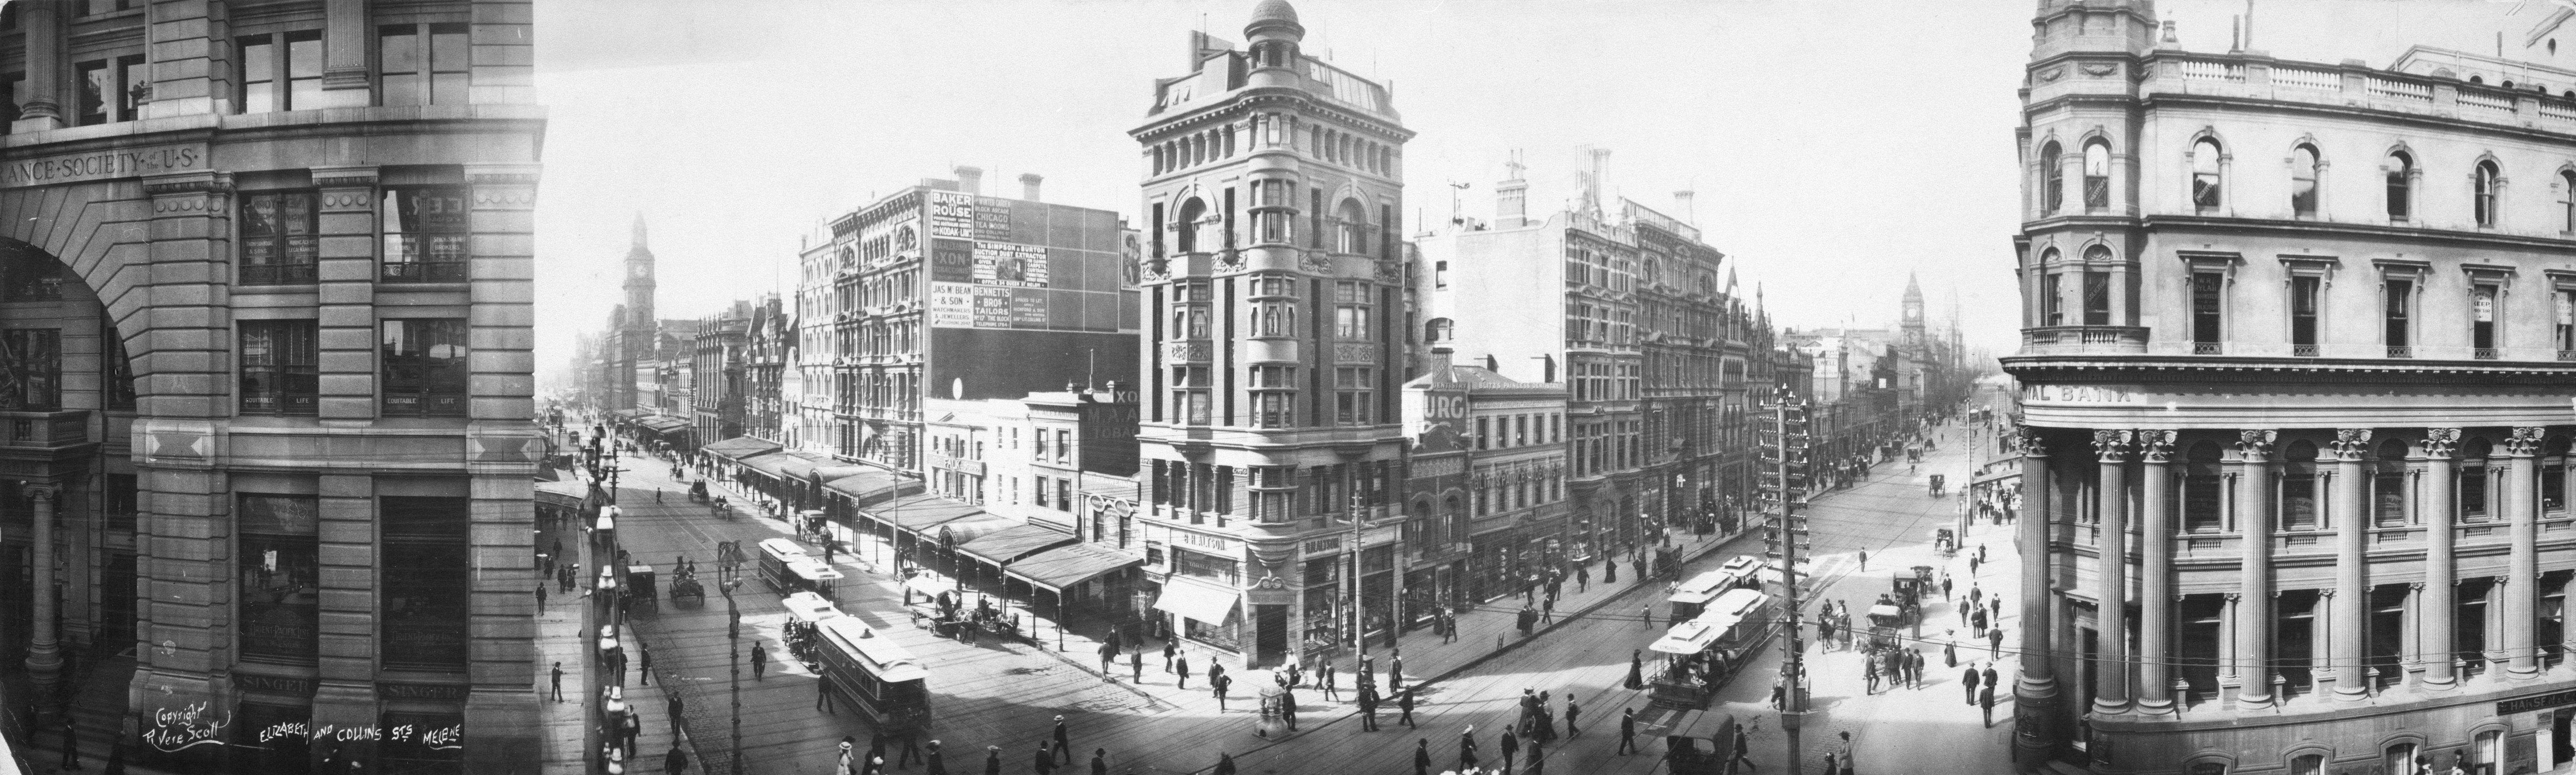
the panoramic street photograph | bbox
[4,0,2576,773]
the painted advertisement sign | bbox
[928,192,974,238]
[972,241,1050,287]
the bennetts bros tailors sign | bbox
[0,143,207,188]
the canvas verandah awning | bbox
[824,468,910,506]
[634,415,692,434]
[953,523,1076,568]
[1152,576,1241,625]
[1006,542,1143,593]
[740,451,836,482]
[861,493,988,536]
[699,436,782,462]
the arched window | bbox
[2040,141,2064,213]
[1424,318,1453,344]
[2184,440,2223,533]
[1335,198,1370,254]
[2560,170,2576,232]
[2374,438,2409,526]
[2387,151,2414,220]
[2473,730,2503,772]
[2191,138,2223,211]
[2282,440,2320,529]
[2037,248,2063,326]
[2083,140,2112,209]
[2081,246,2113,325]
[1174,197,1206,254]
[2290,144,2319,217]
[2383,743,2419,775]
[2476,160,2502,227]
[2288,754,2323,775]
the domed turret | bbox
[1247,0,1304,40]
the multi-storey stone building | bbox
[2005,2,2576,772]
[1399,349,1568,610]
[1413,155,1779,561]
[0,1,545,772]
[791,169,1136,475]
[1132,0,1415,670]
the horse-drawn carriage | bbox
[1928,473,1947,497]
[622,565,658,617]
[668,566,706,608]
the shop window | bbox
[381,319,468,417]
[238,494,319,663]
[240,191,319,285]
[238,31,323,114]
[381,187,470,282]
[378,710,465,775]
[379,23,470,107]
[380,496,469,670]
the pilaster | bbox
[140,0,227,119]
[314,166,378,421]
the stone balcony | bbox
[2019,325,2149,356]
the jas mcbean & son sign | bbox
[0,143,207,188]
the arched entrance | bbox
[0,231,143,760]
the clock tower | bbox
[625,212,656,326]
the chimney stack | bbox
[1673,190,1696,226]
[954,166,984,195]
[1020,173,1044,202]
[1427,345,1453,375]
[1586,147,1612,215]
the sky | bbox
[528,0,2551,386]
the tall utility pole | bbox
[1759,394,1813,775]
[1350,490,1368,660]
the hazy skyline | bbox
[529,0,2542,384]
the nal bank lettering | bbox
[0,144,206,188]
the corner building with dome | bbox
[2007,1,2576,772]
[1130,1,1417,671]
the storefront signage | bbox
[233,674,316,696]
[377,683,469,701]
[1171,529,1238,554]
[2019,384,2141,404]
[1,142,206,188]
[973,197,1016,241]
[145,702,229,752]
[1302,537,1341,554]
[2499,689,2576,715]
[928,192,974,238]
[929,282,974,328]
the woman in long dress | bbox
[1625,650,1645,690]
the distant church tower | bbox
[608,213,657,410]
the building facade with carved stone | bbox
[1132,0,1417,671]
[2004,2,2576,772]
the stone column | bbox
[2421,429,2461,688]
[24,485,62,724]
[2331,430,2372,698]
[2014,426,2059,766]
[316,0,372,108]
[9,0,61,132]
[2136,431,2176,714]
[2092,430,2133,716]
[2233,430,2277,708]
[2507,426,2543,678]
